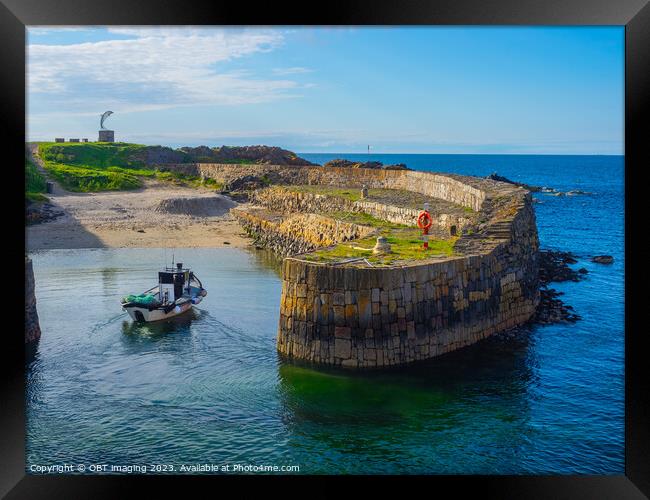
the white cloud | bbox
[27,27,306,112]
[272,66,313,75]
[27,26,95,36]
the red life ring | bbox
[417,211,433,229]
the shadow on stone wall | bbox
[25,256,41,346]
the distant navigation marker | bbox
[98,111,115,142]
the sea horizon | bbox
[298,152,624,157]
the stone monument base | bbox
[98,130,114,142]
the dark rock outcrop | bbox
[591,255,614,264]
[323,159,410,170]
[25,257,41,344]
[534,250,616,324]
[227,174,271,191]
[534,249,585,325]
[323,159,357,169]
[539,250,585,284]
[178,145,214,162]
[534,288,581,324]
[130,145,190,165]
[129,144,315,166]
[42,140,345,169]
[486,173,594,198]
[486,172,544,193]
[179,145,316,166]
[25,200,64,225]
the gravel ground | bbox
[26,144,252,251]
[26,179,252,250]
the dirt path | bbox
[26,143,65,195]
[26,145,253,251]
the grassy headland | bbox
[38,142,149,168]
[36,142,220,192]
[33,142,315,193]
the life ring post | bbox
[416,203,433,250]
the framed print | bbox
[2,0,649,497]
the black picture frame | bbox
[3,0,648,497]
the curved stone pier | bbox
[160,162,540,368]
[271,169,540,368]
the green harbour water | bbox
[26,245,621,474]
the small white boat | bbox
[121,262,207,322]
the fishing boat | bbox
[121,262,207,322]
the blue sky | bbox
[27,27,624,154]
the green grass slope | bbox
[25,158,48,202]
[38,142,149,169]
[35,142,219,193]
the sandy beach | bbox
[26,179,253,251]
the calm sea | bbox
[27,154,624,474]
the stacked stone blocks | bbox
[249,186,471,232]
[155,163,491,212]
[233,210,375,257]
[272,171,539,368]
[156,161,539,368]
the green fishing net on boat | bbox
[122,293,158,306]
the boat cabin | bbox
[158,262,202,304]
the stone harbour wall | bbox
[249,186,471,230]
[25,257,41,344]
[158,162,540,368]
[156,163,489,211]
[232,209,376,257]
[278,230,539,368]
[275,178,539,368]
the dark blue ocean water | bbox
[27,154,624,474]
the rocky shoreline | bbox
[532,249,613,325]
[534,287,581,324]
[539,250,588,283]
[486,172,592,197]
[534,249,586,324]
